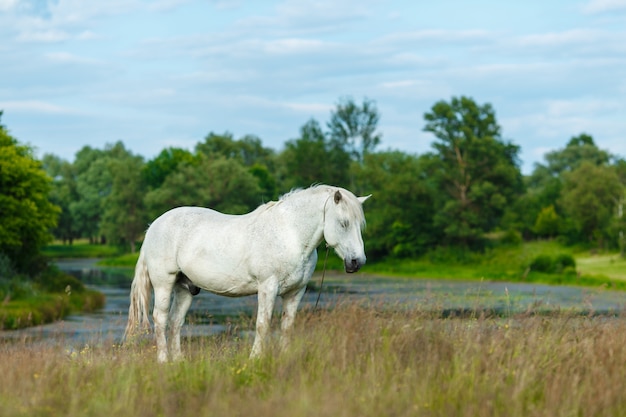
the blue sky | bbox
[1,0,625,174]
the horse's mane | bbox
[274,184,365,226]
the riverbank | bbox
[0,266,105,330]
[4,258,626,347]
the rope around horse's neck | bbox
[314,193,333,311]
[314,245,330,311]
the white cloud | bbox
[518,29,606,47]
[378,29,491,45]
[380,80,418,89]
[44,52,102,65]
[282,102,333,114]
[263,38,326,54]
[0,0,17,12]
[148,0,192,12]
[544,98,622,117]
[17,29,69,43]
[275,0,371,24]
[0,100,78,114]
[583,0,626,13]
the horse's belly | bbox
[191,272,258,297]
[205,283,258,297]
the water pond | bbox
[1,259,624,346]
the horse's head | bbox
[323,189,371,273]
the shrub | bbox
[529,253,576,274]
[500,229,523,246]
[530,254,555,273]
[34,266,86,293]
[555,253,576,271]
[427,246,481,264]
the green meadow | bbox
[2,304,626,417]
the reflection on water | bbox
[1,259,625,347]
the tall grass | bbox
[2,302,626,416]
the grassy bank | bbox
[42,239,122,259]
[366,240,626,290]
[0,268,105,330]
[2,303,626,416]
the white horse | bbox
[125,185,370,362]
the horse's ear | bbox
[357,194,372,204]
[334,190,342,204]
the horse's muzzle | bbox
[344,258,364,273]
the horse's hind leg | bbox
[168,284,193,361]
[153,283,174,363]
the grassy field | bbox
[576,254,626,281]
[364,240,626,290]
[2,303,626,417]
[42,239,123,259]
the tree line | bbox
[1,96,625,274]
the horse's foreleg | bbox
[250,277,279,358]
[153,285,173,363]
[279,285,306,353]
[168,285,193,361]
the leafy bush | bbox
[427,246,482,264]
[34,266,86,294]
[500,229,523,246]
[554,253,576,271]
[529,253,576,274]
[530,254,555,273]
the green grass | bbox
[575,254,626,281]
[366,240,626,290]
[42,240,122,259]
[2,304,626,416]
[0,267,106,330]
[96,252,140,267]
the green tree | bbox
[0,116,60,272]
[327,97,381,162]
[196,132,277,201]
[143,147,196,190]
[548,133,611,172]
[278,118,351,189]
[613,158,626,256]
[145,155,262,219]
[352,151,438,259]
[70,146,109,243]
[99,145,147,253]
[533,205,561,238]
[560,162,623,247]
[196,132,275,167]
[531,133,611,182]
[423,96,524,247]
[42,154,78,244]
[525,133,616,242]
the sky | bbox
[1,0,625,174]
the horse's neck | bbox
[278,191,327,250]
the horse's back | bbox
[143,206,229,263]
[142,206,259,290]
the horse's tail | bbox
[124,248,152,341]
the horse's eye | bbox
[339,220,350,229]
